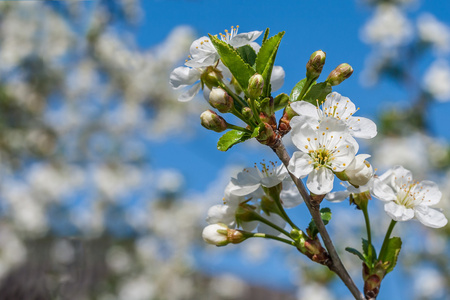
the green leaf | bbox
[274,93,289,111]
[262,28,270,44]
[302,82,332,105]
[255,31,285,97]
[307,207,332,238]
[217,130,252,152]
[236,45,257,67]
[345,247,365,262]
[362,238,377,265]
[379,237,402,274]
[209,34,256,94]
[289,78,307,102]
[251,125,262,138]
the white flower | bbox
[206,182,261,231]
[169,66,204,102]
[344,154,374,186]
[279,178,303,208]
[229,163,288,196]
[325,178,374,203]
[202,223,229,246]
[423,60,450,102]
[361,4,413,48]
[185,26,262,68]
[372,166,448,228]
[290,92,377,139]
[288,118,358,195]
[417,13,450,54]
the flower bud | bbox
[248,74,264,99]
[201,66,223,89]
[200,110,227,132]
[345,154,373,187]
[326,63,353,86]
[241,107,253,119]
[306,50,326,80]
[202,223,247,246]
[278,104,298,136]
[209,87,234,113]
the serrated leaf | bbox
[217,130,251,152]
[379,237,402,274]
[303,82,332,105]
[274,93,289,111]
[209,34,256,94]
[255,31,285,97]
[345,247,365,262]
[236,45,257,67]
[307,207,332,238]
[262,28,270,44]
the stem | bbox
[271,140,364,300]
[248,97,262,124]
[231,106,257,128]
[254,213,292,238]
[378,220,397,260]
[361,203,373,264]
[272,192,300,230]
[219,81,247,108]
[252,233,296,247]
[226,123,252,133]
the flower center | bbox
[315,99,359,122]
[219,25,239,43]
[395,182,426,208]
[255,160,277,177]
[309,146,335,170]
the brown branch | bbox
[271,139,365,300]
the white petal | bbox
[288,151,314,178]
[185,54,219,67]
[280,179,303,208]
[206,204,236,227]
[290,115,319,130]
[391,165,413,186]
[290,122,317,152]
[241,220,259,232]
[178,82,201,102]
[260,164,288,187]
[325,190,350,202]
[307,168,334,195]
[384,202,414,221]
[290,101,320,120]
[169,66,201,88]
[372,177,397,201]
[415,180,442,206]
[347,117,377,139]
[270,66,285,92]
[324,92,356,119]
[414,205,448,228]
[229,31,263,47]
[249,42,261,53]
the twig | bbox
[270,139,365,300]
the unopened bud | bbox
[256,123,278,146]
[200,110,227,132]
[344,154,373,187]
[202,223,247,246]
[278,104,298,136]
[201,66,223,89]
[242,107,253,119]
[248,74,264,99]
[209,87,234,113]
[326,63,353,86]
[306,50,326,80]
[260,97,274,116]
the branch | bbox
[271,139,365,300]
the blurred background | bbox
[0,0,448,299]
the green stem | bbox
[254,213,292,238]
[361,203,373,264]
[231,106,257,128]
[378,220,397,260]
[226,123,252,133]
[248,98,262,124]
[219,81,247,108]
[252,233,296,247]
[272,193,300,231]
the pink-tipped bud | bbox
[326,63,353,86]
[209,87,234,113]
[306,50,326,80]
[248,74,264,99]
[241,107,253,119]
[200,110,227,132]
